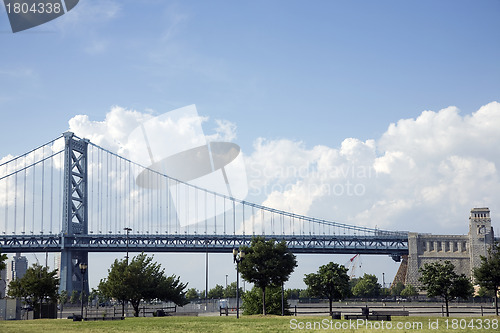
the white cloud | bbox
[39,101,500,235]
[206,119,237,142]
[246,101,500,234]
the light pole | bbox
[79,262,87,320]
[124,227,132,264]
[233,248,245,319]
[225,274,228,290]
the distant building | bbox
[54,254,61,279]
[0,268,6,298]
[5,253,28,294]
[400,207,495,287]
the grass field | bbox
[0,316,498,332]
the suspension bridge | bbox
[0,133,408,295]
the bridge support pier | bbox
[59,249,88,300]
[58,132,89,298]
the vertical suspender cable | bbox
[22,156,27,234]
[3,163,8,234]
[195,187,198,234]
[252,206,255,235]
[242,203,245,236]
[89,146,93,233]
[59,152,63,232]
[106,152,109,233]
[185,184,189,234]
[115,154,118,233]
[49,152,53,234]
[41,145,45,234]
[204,190,207,234]
[13,159,17,234]
[98,147,101,233]
[213,192,216,234]
[31,151,35,233]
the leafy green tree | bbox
[0,252,7,272]
[69,290,79,304]
[7,264,59,319]
[299,289,310,298]
[99,253,188,317]
[98,258,129,315]
[474,242,500,316]
[304,262,350,315]
[242,285,291,315]
[400,284,418,298]
[239,236,297,315]
[352,274,381,298]
[207,284,224,299]
[391,282,405,296]
[287,288,302,299]
[349,277,359,291]
[224,281,243,298]
[477,286,495,298]
[419,260,474,317]
[58,290,68,319]
[186,288,199,301]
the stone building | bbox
[398,207,495,287]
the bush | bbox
[242,286,291,315]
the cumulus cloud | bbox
[49,101,500,235]
[246,102,500,234]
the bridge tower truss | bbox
[59,132,89,298]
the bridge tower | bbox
[468,207,494,280]
[59,132,89,298]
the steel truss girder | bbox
[0,233,408,256]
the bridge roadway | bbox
[0,233,409,260]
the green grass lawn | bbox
[0,316,498,332]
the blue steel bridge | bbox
[0,133,408,295]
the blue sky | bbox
[1,1,500,291]
[1,0,499,156]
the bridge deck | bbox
[0,233,408,256]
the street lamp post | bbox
[124,227,132,264]
[232,248,245,319]
[79,262,87,320]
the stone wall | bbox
[404,208,495,288]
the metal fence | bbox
[291,302,498,317]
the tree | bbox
[7,264,59,319]
[207,284,224,299]
[69,290,79,305]
[304,262,350,315]
[98,258,129,315]
[400,284,418,299]
[352,274,381,298]
[186,288,199,301]
[58,290,68,319]
[419,260,474,317]
[391,282,405,296]
[477,286,495,298]
[239,236,297,315]
[287,288,302,299]
[224,281,243,298]
[99,253,188,317]
[0,252,7,272]
[474,242,500,316]
[242,285,291,315]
